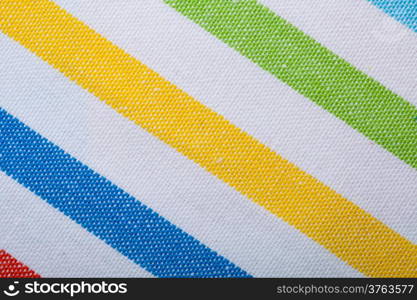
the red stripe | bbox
[0,250,41,278]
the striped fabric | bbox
[0,0,416,278]
[0,250,40,278]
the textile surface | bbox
[0,0,416,277]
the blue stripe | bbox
[0,108,250,278]
[368,0,417,32]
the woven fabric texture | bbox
[0,0,416,278]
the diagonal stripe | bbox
[369,0,417,33]
[258,0,417,107]
[0,31,359,277]
[0,250,41,278]
[164,0,417,170]
[0,171,153,278]
[49,0,417,243]
[0,0,415,277]
[0,108,250,278]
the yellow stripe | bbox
[1,0,415,277]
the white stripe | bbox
[0,172,152,278]
[50,0,417,243]
[0,32,359,277]
[259,0,417,106]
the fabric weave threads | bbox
[0,108,250,278]
[0,0,416,277]
[0,27,360,277]
[0,250,41,278]
[49,0,417,244]
[164,0,417,170]
[369,0,417,32]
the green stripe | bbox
[165,0,417,169]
